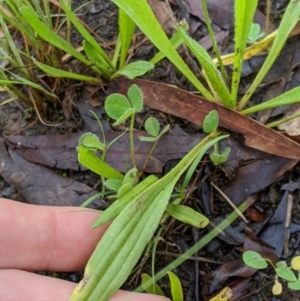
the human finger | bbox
[0,269,170,301]
[0,198,109,271]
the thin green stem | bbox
[213,141,219,154]
[138,138,159,179]
[135,196,255,293]
[200,0,229,85]
[265,0,270,35]
[266,112,300,129]
[130,113,137,168]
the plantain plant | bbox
[243,251,300,295]
[72,84,228,301]
[112,0,300,121]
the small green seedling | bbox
[247,23,265,44]
[105,168,139,198]
[141,271,183,301]
[77,132,124,181]
[78,132,106,152]
[105,84,144,168]
[139,116,170,176]
[71,109,228,301]
[243,250,300,295]
[166,204,209,228]
[203,110,231,165]
[139,117,170,142]
[105,84,143,126]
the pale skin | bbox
[0,198,170,301]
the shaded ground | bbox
[1,0,300,300]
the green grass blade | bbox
[111,0,214,100]
[19,6,93,67]
[83,40,113,77]
[119,8,136,68]
[1,4,42,54]
[242,86,300,115]
[59,0,114,75]
[150,29,183,65]
[200,0,229,86]
[177,26,231,105]
[238,0,300,110]
[3,71,57,98]
[0,15,27,74]
[33,59,100,83]
[231,0,258,106]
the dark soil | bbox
[1,1,300,301]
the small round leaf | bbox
[203,110,219,133]
[128,84,143,112]
[105,179,123,191]
[291,256,300,271]
[272,281,282,295]
[144,117,160,137]
[105,94,131,120]
[288,280,300,290]
[242,250,268,269]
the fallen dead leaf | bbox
[223,155,296,204]
[278,104,300,136]
[148,0,176,35]
[108,78,300,160]
[170,0,276,31]
[5,131,206,173]
[0,138,104,207]
[201,259,256,296]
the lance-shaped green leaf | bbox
[112,61,154,80]
[77,146,124,181]
[119,8,136,68]
[238,0,300,110]
[83,41,113,78]
[110,0,214,100]
[70,132,228,301]
[59,0,114,77]
[167,271,183,301]
[177,26,231,106]
[141,274,165,296]
[242,86,300,115]
[1,71,57,99]
[231,0,258,105]
[166,204,209,228]
[92,175,158,227]
[33,59,100,83]
[19,6,92,68]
